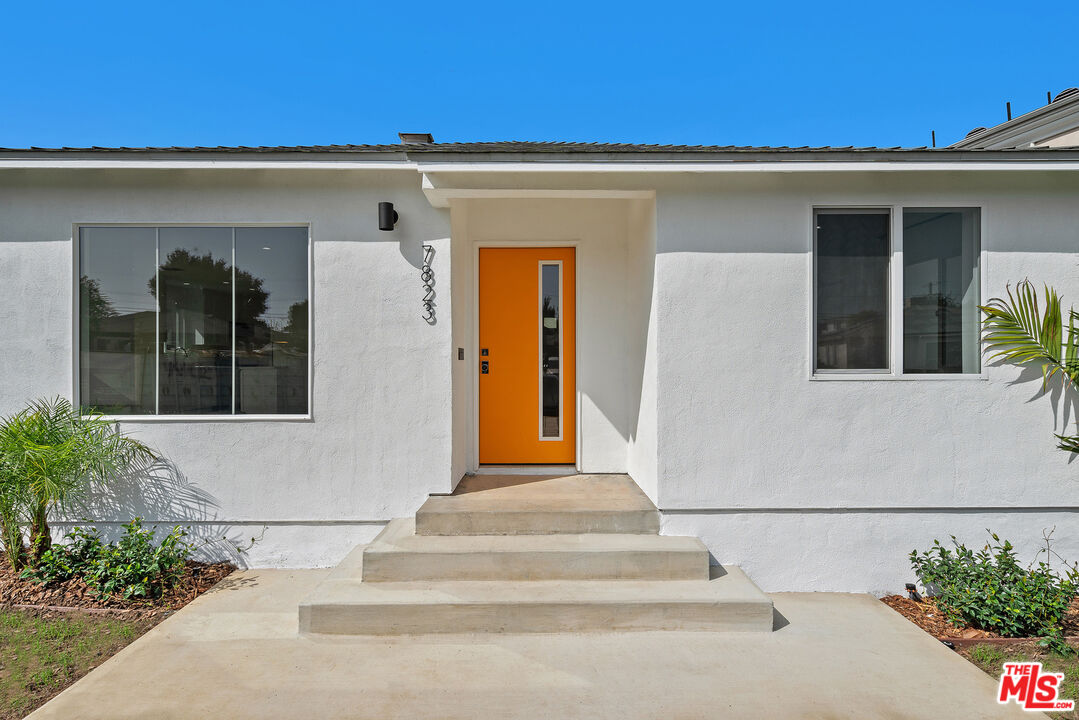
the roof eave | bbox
[4,147,1079,169]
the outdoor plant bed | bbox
[881,594,1079,648]
[0,561,233,719]
[0,559,234,612]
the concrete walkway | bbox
[28,570,1037,719]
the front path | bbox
[27,569,1036,719]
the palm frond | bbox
[1066,310,1079,386]
[0,395,160,519]
[980,281,1069,388]
[1056,434,1079,454]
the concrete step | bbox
[362,519,710,582]
[416,474,660,535]
[299,559,773,635]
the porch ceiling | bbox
[420,173,654,208]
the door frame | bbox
[471,241,581,471]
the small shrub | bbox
[22,519,193,600]
[911,530,1079,652]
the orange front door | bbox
[479,247,576,464]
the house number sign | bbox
[422,244,435,324]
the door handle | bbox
[481,360,489,375]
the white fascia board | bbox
[417,161,1079,174]
[3,158,1078,173]
[0,159,419,170]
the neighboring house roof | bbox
[950,88,1079,150]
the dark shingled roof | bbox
[0,141,1033,153]
[2,141,1077,161]
[1,141,926,153]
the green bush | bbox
[911,531,1079,648]
[22,519,193,600]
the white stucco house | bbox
[2,91,1079,596]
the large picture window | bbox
[813,208,981,376]
[79,226,309,416]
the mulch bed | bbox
[882,594,1079,647]
[0,560,235,616]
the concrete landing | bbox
[300,548,769,634]
[362,518,710,581]
[416,473,660,535]
[28,570,1037,720]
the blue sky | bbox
[2,1,1077,149]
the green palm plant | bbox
[0,397,157,568]
[0,458,30,569]
[980,280,1079,452]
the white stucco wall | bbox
[0,168,453,566]
[625,199,659,501]
[3,163,1077,592]
[651,170,1079,591]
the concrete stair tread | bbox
[371,518,705,553]
[299,564,773,634]
[309,566,768,604]
[416,474,660,535]
[362,519,708,581]
[441,474,655,509]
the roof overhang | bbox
[4,150,1079,209]
[417,160,1079,174]
[416,158,1079,208]
[0,158,418,170]
[420,175,656,208]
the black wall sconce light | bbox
[378,202,399,231]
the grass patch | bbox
[963,642,1079,720]
[0,608,156,719]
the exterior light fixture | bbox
[378,202,399,231]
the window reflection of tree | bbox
[145,249,308,414]
[80,275,155,414]
[541,293,559,435]
[82,244,308,415]
[148,250,244,413]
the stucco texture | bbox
[0,168,452,565]
[1,165,1077,591]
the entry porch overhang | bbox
[419,173,655,208]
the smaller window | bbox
[902,209,980,374]
[814,210,890,372]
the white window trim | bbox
[808,205,988,382]
[72,222,315,421]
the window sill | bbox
[99,414,313,423]
[809,373,988,382]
